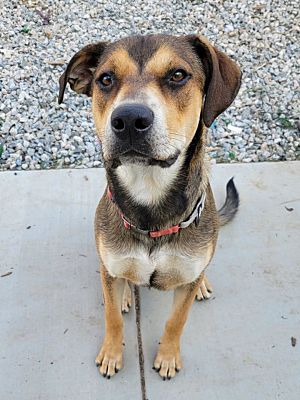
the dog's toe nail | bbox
[167,376,171,380]
[115,367,119,373]
[107,375,110,380]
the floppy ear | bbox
[187,35,242,127]
[58,42,108,104]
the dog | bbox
[58,33,241,380]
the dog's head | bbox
[59,34,241,167]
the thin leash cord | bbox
[134,285,148,400]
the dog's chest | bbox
[103,244,210,289]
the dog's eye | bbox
[97,73,114,89]
[170,69,188,83]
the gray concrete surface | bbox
[0,162,299,400]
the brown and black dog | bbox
[58,34,241,380]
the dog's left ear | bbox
[58,42,108,104]
[187,35,242,127]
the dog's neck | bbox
[115,155,185,205]
[105,122,208,230]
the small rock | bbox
[86,142,95,156]
[41,154,50,162]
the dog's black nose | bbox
[111,104,154,140]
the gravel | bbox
[0,0,299,171]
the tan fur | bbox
[154,273,204,378]
[98,48,138,78]
[95,266,125,378]
[144,46,187,75]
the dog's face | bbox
[59,35,241,167]
[91,37,205,167]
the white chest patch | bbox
[102,244,211,289]
[116,157,183,205]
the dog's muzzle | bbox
[111,103,154,146]
[107,102,180,167]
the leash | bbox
[134,286,148,400]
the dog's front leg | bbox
[96,265,125,379]
[154,275,203,380]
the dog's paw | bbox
[121,280,132,313]
[153,341,182,380]
[95,339,123,379]
[196,274,213,301]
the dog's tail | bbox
[218,177,239,226]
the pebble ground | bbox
[0,0,299,171]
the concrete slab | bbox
[0,169,140,400]
[0,162,299,400]
[142,161,300,400]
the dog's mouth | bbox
[106,149,180,169]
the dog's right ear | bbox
[58,42,108,104]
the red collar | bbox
[107,187,206,238]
